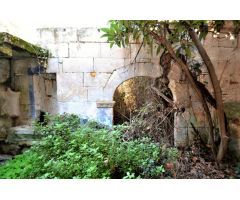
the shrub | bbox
[0,114,178,179]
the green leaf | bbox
[185,46,191,58]
[100,28,109,33]
[110,42,114,48]
[100,33,108,38]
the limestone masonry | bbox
[0,23,240,158]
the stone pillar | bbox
[168,63,191,147]
[96,101,115,126]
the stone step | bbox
[0,154,12,165]
[6,125,41,146]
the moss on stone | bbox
[0,44,12,57]
[0,32,49,57]
[224,102,240,120]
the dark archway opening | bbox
[113,76,153,125]
[113,76,174,145]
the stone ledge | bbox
[6,125,41,146]
[96,101,115,108]
[0,32,49,57]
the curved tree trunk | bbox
[150,32,217,159]
[186,27,229,162]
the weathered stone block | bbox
[57,73,87,102]
[204,46,219,61]
[0,88,20,117]
[7,125,39,146]
[19,104,31,118]
[210,60,226,80]
[69,42,101,58]
[174,113,188,128]
[174,127,188,147]
[169,80,189,103]
[203,33,218,47]
[63,58,94,72]
[0,127,7,141]
[87,87,104,102]
[54,28,78,43]
[44,79,55,96]
[96,101,115,126]
[58,101,97,119]
[205,46,234,62]
[191,101,206,126]
[84,72,111,87]
[13,59,36,74]
[33,76,46,109]
[218,47,235,61]
[77,28,107,42]
[218,34,238,48]
[135,62,161,77]
[14,75,30,105]
[0,59,10,83]
[45,96,58,115]
[47,58,60,73]
[94,58,125,72]
[38,28,55,43]
[97,107,113,126]
[130,43,152,61]
[46,43,69,58]
[100,43,130,58]
[96,100,115,108]
[58,86,87,102]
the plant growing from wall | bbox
[101,20,240,162]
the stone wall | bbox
[11,58,57,125]
[37,28,163,126]
[203,22,240,158]
[0,57,57,146]
[0,59,12,141]
[37,25,240,151]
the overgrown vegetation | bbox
[0,114,179,179]
[113,76,174,145]
[101,20,240,161]
[124,102,174,146]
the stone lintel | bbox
[96,101,115,108]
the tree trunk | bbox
[150,32,217,159]
[186,27,229,162]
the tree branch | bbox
[150,31,217,160]
[183,22,229,162]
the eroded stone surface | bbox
[33,26,240,155]
[0,59,10,83]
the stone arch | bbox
[96,61,192,148]
[96,62,162,126]
[113,76,155,125]
[103,62,162,100]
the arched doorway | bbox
[112,74,174,144]
[98,61,189,146]
[113,76,153,124]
